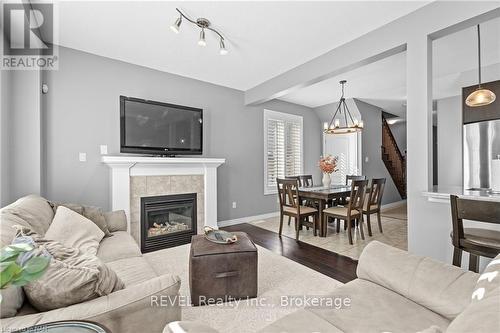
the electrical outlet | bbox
[365,156,369,163]
[232,202,237,209]
[79,152,87,162]
[100,145,108,155]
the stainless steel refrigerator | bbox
[463,119,500,190]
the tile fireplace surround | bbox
[102,156,225,246]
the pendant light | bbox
[324,80,363,134]
[465,24,496,107]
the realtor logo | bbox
[1,2,58,69]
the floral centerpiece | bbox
[319,155,338,188]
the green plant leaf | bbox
[12,269,47,286]
[0,262,21,289]
[0,248,20,262]
[23,256,50,274]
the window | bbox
[264,109,303,194]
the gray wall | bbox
[436,96,462,186]
[354,99,404,205]
[42,47,322,221]
[1,70,43,205]
[0,69,11,206]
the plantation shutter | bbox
[264,110,303,194]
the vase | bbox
[322,173,331,188]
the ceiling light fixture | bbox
[170,8,228,55]
[170,15,182,33]
[465,24,496,107]
[324,80,363,135]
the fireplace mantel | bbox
[102,155,225,233]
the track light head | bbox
[198,28,206,47]
[170,15,182,33]
[219,39,228,55]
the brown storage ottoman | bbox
[189,232,258,306]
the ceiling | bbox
[280,16,500,116]
[50,1,430,91]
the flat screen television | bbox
[120,96,203,156]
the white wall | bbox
[437,96,462,186]
[0,69,11,206]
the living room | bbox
[1,1,499,333]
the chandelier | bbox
[170,8,228,55]
[465,24,496,107]
[324,80,363,134]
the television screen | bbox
[120,96,203,155]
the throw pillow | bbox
[471,254,500,303]
[103,210,127,232]
[23,238,124,311]
[48,201,112,237]
[45,206,104,255]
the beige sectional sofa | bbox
[260,241,498,333]
[0,195,181,333]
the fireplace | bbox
[140,193,197,253]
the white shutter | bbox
[264,110,303,194]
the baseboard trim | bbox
[218,211,279,227]
[380,200,407,211]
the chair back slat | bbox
[276,178,300,213]
[368,178,386,207]
[346,175,367,186]
[348,179,368,212]
[455,197,500,223]
[299,175,314,188]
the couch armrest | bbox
[104,210,128,232]
[1,274,181,333]
[357,241,478,320]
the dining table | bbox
[298,185,352,237]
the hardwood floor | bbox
[223,223,358,283]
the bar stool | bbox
[450,195,500,272]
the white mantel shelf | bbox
[102,155,226,232]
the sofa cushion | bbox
[45,206,105,255]
[259,308,344,333]
[97,231,142,263]
[104,210,128,232]
[357,241,478,319]
[309,279,451,333]
[24,240,124,311]
[1,195,54,237]
[106,256,158,286]
[0,287,25,318]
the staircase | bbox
[381,116,406,199]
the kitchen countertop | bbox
[422,185,500,203]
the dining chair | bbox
[362,178,386,236]
[276,178,319,240]
[298,175,314,187]
[341,175,367,205]
[284,176,301,225]
[323,179,368,244]
[450,195,500,272]
[346,175,367,186]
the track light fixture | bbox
[170,8,228,55]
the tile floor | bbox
[250,204,408,260]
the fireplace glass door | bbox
[141,193,197,252]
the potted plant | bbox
[319,155,338,188]
[0,239,51,301]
